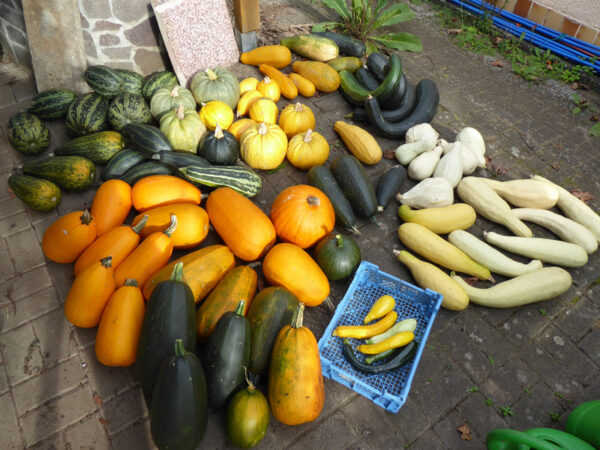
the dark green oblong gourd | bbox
[330,154,378,219]
[121,123,172,155]
[152,150,211,171]
[150,339,208,450]
[226,376,269,448]
[204,300,250,409]
[101,148,147,180]
[8,174,61,211]
[136,262,196,405]
[314,234,361,281]
[65,92,109,137]
[246,287,298,377]
[7,111,50,155]
[107,93,152,131]
[23,155,96,190]
[120,160,174,185]
[27,88,76,120]
[198,124,239,165]
[376,165,407,211]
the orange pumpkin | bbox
[95,279,145,367]
[278,103,315,139]
[113,215,176,287]
[206,187,276,261]
[131,175,201,212]
[256,76,281,103]
[64,256,116,328]
[262,243,330,307]
[270,185,335,249]
[73,215,148,276]
[131,203,209,249]
[268,303,324,425]
[91,179,132,236]
[42,210,97,263]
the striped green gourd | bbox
[55,131,125,163]
[179,165,262,197]
[120,160,174,185]
[23,155,96,190]
[121,123,172,155]
[108,93,152,131]
[152,150,211,171]
[8,174,61,211]
[7,112,50,155]
[65,93,109,137]
[27,88,76,120]
[84,65,123,98]
[142,71,178,100]
[117,69,145,96]
[102,149,147,180]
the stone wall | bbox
[0,0,32,70]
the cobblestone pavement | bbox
[1,1,599,449]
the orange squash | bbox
[258,64,297,100]
[236,89,262,117]
[142,244,235,303]
[270,185,334,249]
[256,77,281,103]
[73,215,148,276]
[95,279,145,366]
[131,203,209,250]
[64,256,116,328]
[91,179,132,236]
[131,175,201,212]
[42,210,97,263]
[288,73,315,98]
[278,103,315,139]
[229,118,256,141]
[195,265,257,341]
[206,187,276,261]
[113,215,176,287]
[240,45,292,69]
[268,303,324,425]
[262,243,330,307]
[292,61,340,93]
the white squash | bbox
[396,177,454,209]
[433,143,463,188]
[395,123,439,165]
[479,178,558,209]
[456,127,486,168]
[407,145,443,180]
[440,140,479,175]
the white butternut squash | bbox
[394,124,439,165]
[456,127,486,168]
[440,140,479,175]
[396,177,454,209]
[407,145,443,180]
[479,178,558,209]
[433,143,463,188]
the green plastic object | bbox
[525,428,595,450]
[486,428,595,450]
[566,400,600,448]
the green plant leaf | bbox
[371,32,423,52]
[589,123,600,137]
[366,40,379,55]
[312,21,343,32]
[373,3,415,29]
[374,0,390,17]
[317,0,351,19]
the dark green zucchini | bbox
[376,165,407,211]
[381,73,407,109]
[366,52,390,82]
[150,339,208,450]
[136,262,197,405]
[101,149,147,180]
[23,155,96,190]
[339,70,370,106]
[354,68,379,91]
[121,123,172,155]
[330,154,378,219]
[342,339,417,374]
[120,160,174,185]
[365,79,439,139]
[307,165,360,234]
[311,31,365,57]
[152,150,211,171]
[203,300,250,409]
[352,82,416,123]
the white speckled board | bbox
[151,0,240,86]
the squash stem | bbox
[124,278,138,287]
[243,366,255,391]
[303,128,313,142]
[205,68,217,80]
[131,214,148,234]
[214,123,224,139]
[291,303,305,329]
[324,296,335,312]
[164,214,178,236]
[100,256,113,269]
[170,85,180,97]
[80,209,93,225]
[170,261,184,281]
[176,104,185,119]
[336,234,344,248]
[306,195,320,207]
[294,103,304,112]
[174,339,186,357]
[234,300,245,316]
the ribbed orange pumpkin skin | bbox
[142,244,235,303]
[91,180,132,236]
[131,175,201,212]
[262,243,330,307]
[195,265,257,340]
[95,282,145,366]
[206,187,276,261]
[270,185,335,249]
[268,306,324,425]
[113,231,173,287]
[64,258,115,328]
[42,210,97,263]
[257,77,281,103]
[131,204,209,249]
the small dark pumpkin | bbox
[314,234,361,280]
[198,123,239,165]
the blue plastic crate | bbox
[318,260,443,413]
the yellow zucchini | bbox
[332,310,397,339]
[363,295,395,324]
[333,121,382,165]
[397,203,476,234]
[356,331,414,355]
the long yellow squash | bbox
[333,121,382,165]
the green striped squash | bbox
[55,131,125,163]
[84,65,123,98]
[7,112,50,155]
[108,93,152,131]
[179,165,262,197]
[117,69,145,96]
[8,174,61,211]
[151,150,211,171]
[27,88,76,120]
[65,93,109,137]
[142,71,178,100]
[23,155,96,190]
[121,123,172,154]
[102,149,147,180]
[120,160,174,185]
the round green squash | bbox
[198,123,238,165]
[65,92,109,137]
[7,111,50,155]
[159,105,207,153]
[226,379,269,448]
[315,234,361,280]
[108,93,152,131]
[190,67,240,110]
[150,85,197,119]
[83,65,123,98]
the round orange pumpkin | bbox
[270,185,335,249]
[278,103,315,139]
[42,209,97,263]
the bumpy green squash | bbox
[65,92,109,137]
[7,112,50,155]
[23,156,96,190]
[107,93,152,131]
[8,174,61,211]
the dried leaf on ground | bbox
[570,189,593,204]
[493,165,508,175]
[551,163,560,171]
[457,422,472,440]
[492,61,504,67]
[448,28,462,35]
[383,150,396,160]
[464,276,479,286]
[93,392,103,406]
[98,417,108,426]
[571,82,580,90]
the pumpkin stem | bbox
[164,214,178,237]
[100,256,113,269]
[131,214,148,234]
[263,76,271,84]
[205,68,218,80]
[234,300,245,316]
[336,234,344,248]
[243,366,255,391]
[176,104,185,119]
[214,123,224,139]
[294,103,304,112]
[303,128,313,143]
[174,339,186,357]
[124,278,139,287]
[291,303,305,329]
[170,85,180,97]
[324,296,335,312]
[80,209,93,225]
[307,195,320,207]
[258,122,268,135]
[170,261,184,281]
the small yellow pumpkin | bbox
[199,100,234,131]
[239,77,259,94]
[256,76,281,103]
[249,97,278,124]
[278,103,315,138]
[240,122,288,170]
[236,89,262,117]
[229,118,257,141]
[286,129,329,170]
